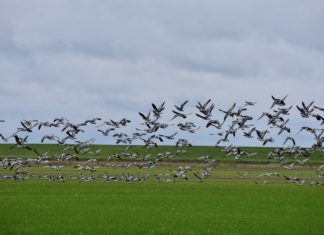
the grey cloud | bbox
[0,0,323,145]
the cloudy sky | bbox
[0,0,323,146]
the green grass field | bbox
[1,179,324,235]
[1,144,324,234]
[1,144,324,163]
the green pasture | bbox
[1,144,324,234]
[0,144,323,164]
[1,179,324,235]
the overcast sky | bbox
[0,0,323,146]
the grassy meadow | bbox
[1,144,324,234]
[1,179,324,235]
[0,143,323,163]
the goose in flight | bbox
[311,113,324,125]
[296,158,309,165]
[275,119,290,135]
[243,127,255,138]
[53,117,69,124]
[152,101,165,118]
[244,101,256,106]
[314,105,324,112]
[97,128,115,136]
[98,119,116,128]
[38,121,51,130]
[237,172,249,180]
[193,172,204,182]
[170,110,191,120]
[171,101,191,120]
[262,137,273,146]
[41,134,59,143]
[12,135,32,150]
[177,122,199,133]
[237,101,255,110]
[196,99,214,120]
[296,101,314,118]
[101,118,131,128]
[159,132,178,140]
[270,95,288,108]
[255,129,269,141]
[138,111,152,123]
[219,103,236,121]
[258,112,284,126]
[196,99,211,111]
[0,133,8,142]
[283,175,305,185]
[282,162,295,170]
[155,174,173,183]
[258,112,273,120]
[44,165,64,171]
[18,120,38,133]
[83,117,102,125]
[174,100,189,112]
[140,135,158,149]
[283,136,296,146]
[257,171,280,178]
[206,119,224,129]
[230,107,247,118]
[9,159,31,171]
[176,138,192,148]
[274,105,292,116]
[298,126,316,134]
[177,166,192,172]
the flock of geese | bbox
[0,95,324,185]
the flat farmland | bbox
[1,144,324,234]
[1,177,324,235]
[0,144,323,163]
